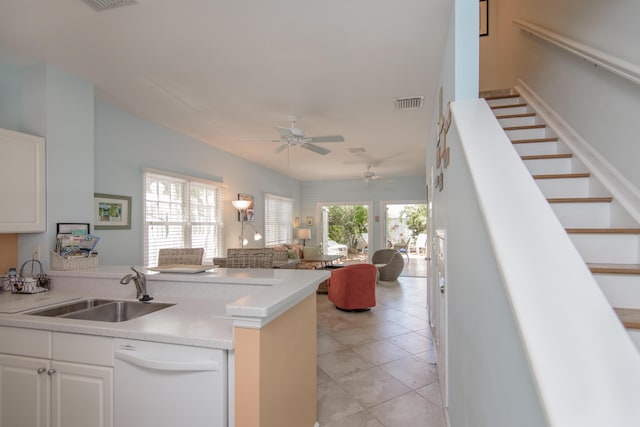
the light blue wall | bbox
[17,65,94,269]
[514,0,640,190]
[300,177,426,254]
[0,64,19,130]
[94,100,301,265]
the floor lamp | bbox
[232,200,262,248]
[297,228,311,247]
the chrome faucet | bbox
[120,266,153,302]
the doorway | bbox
[384,202,427,277]
[318,202,371,264]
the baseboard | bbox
[515,78,640,224]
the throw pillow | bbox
[303,245,320,259]
[287,249,299,259]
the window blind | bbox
[143,170,224,266]
[264,193,293,246]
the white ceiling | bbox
[0,0,451,181]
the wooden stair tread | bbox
[496,112,536,119]
[483,93,520,101]
[588,263,640,274]
[614,308,640,329]
[521,153,572,160]
[512,137,559,144]
[567,228,640,234]
[491,103,527,110]
[547,197,613,203]
[503,124,546,131]
[533,173,590,179]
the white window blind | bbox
[143,170,224,266]
[264,193,293,246]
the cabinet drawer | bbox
[0,326,51,358]
[53,332,114,366]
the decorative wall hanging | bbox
[236,193,254,222]
[94,193,131,230]
[480,0,489,37]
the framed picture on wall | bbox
[480,0,489,37]
[237,193,255,222]
[94,193,132,230]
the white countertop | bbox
[0,266,329,349]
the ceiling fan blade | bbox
[304,135,344,143]
[274,144,288,154]
[301,143,330,155]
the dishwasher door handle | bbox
[115,350,219,372]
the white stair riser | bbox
[486,97,522,107]
[513,141,561,157]
[506,127,549,140]
[570,234,639,264]
[491,105,528,115]
[498,116,537,127]
[596,274,640,308]
[536,178,591,198]
[550,202,611,228]
[523,158,579,175]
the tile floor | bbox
[316,272,446,426]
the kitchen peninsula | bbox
[0,266,329,427]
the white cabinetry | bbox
[0,327,113,427]
[0,128,46,233]
[0,354,50,427]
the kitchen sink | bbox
[64,301,174,322]
[26,299,174,322]
[26,299,116,317]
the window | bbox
[143,169,225,266]
[264,193,293,246]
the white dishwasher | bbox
[114,338,227,427]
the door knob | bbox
[47,369,56,376]
[37,367,46,374]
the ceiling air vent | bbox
[395,96,424,110]
[348,148,366,154]
[81,0,137,11]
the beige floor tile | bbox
[380,355,439,389]
[317,334,348,355]
[330,327,380,347]
[385,331,432,354]
[335,366,411,408]
[317,349,374,380]
[322,410,384,427]
[416,382,443,408]
[359,321,412,340]
[317,366,332,385]
[368,392,445,427]
[389,315,430,331]
[351,340,411,366]
[415,348,437,365]
[317,380,364,424]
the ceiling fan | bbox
[362,164,381,182]
[273,115,344,156]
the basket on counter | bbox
[50,250,99,271]
[13,259,50,294]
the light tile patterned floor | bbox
[317,273,446,427]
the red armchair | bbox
[328,264,377,311]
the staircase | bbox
[483,92,640,350]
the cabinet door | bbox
[0,354,50,427]
[0,128,46,233]
[50,361,113,427]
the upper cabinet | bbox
[0,128,46,233]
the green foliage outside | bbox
[326,205,368,249]
[399,204,427,237]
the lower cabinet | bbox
[0,354,50,427]
[0,356,112,427]
[0,328,113,427]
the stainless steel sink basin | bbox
[27,299,116,317]
[26,299,174,322]
[64,301,174,322]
